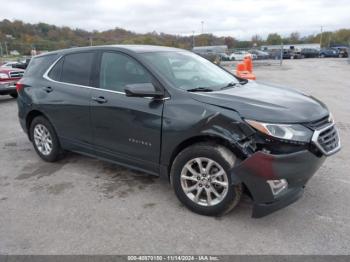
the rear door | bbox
[90,51,164,174]
[42,51,96,151]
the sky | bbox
[0,0,349,39]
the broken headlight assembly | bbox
[245,119,313,143]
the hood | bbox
[0,67,24,73]
[190,81,329,123]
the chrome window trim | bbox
[43,55,125,95]
[311,122,341,156]
[43,55,170,100]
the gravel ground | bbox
[0,58,349,255]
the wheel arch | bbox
[166,134,245,178]
[25,110,50,139]
[165,135,254,201]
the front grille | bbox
[312,124,340,155]
[9,71,24,78]
[306,115,330,130]
[318,126,339,153]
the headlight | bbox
[0,73,8,79]
[328,112,334,123]
[245,119,313,143]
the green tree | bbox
[266,33,282,45]
[289,31,300,44]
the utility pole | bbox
[201,21,204,34]
[0,42,3,57]
[192,31,195,49]
[89,37,93,46]
[320,26,323,48]
[280,42,283,66]
[4,41,8,56]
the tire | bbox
[30,116,64,162]
[171,143,242,216]
[10,93,17,98]
[320,54,325,58]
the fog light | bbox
[267,179,288,196]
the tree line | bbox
[0,19,349,55]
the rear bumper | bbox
[231,150,327,218]
[0,81,16,95]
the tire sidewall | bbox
[171,144,241,216]
[30,116,61,162]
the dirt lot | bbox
[0,58,349,255]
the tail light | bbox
[16,82,24,92]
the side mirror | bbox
[124,83,163,98]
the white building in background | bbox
[10,50,20,56]
[261,43,321,51]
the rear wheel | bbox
[171,143,242,216]
[10,93,17,98]
[30,116,64,162]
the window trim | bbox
[43,54,125,95]
[58,51,96,87]
[96,50,167,95]
[43,50,170,99]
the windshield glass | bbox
[141,51,239,91]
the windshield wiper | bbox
[220,82,239,90]
[187,87,213,92]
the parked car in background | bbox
[0,61,19,68]
[17,45,340,218]
[0,67,24,98]
[283,49,302,59]
[229,51,257,61]
[248,50,270,60]
[300,48,319,58]
[218,53,230,61]
[13,58,31,70]
[332,46,349,58]
[319,48,339,58]
[267,49,283,60]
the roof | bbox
[36,45,184,58]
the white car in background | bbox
[229,51,257,61]
[0,61,19,68]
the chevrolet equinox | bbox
[16,45,341,218]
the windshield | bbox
[141,51,239,91]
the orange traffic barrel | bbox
[244,56,253,73]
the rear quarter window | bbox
[60,52,94,86]
[48,58,63,81]
[24,54,58,78]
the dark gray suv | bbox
[16,45,341,218]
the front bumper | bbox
[231,150,327,218]
[0,81,16,95]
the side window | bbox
[61,52,94,86]
[99,52,152,92]
[48,58,63,81]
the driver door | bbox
[90,51,164,174]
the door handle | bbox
[43,86,53,93]
[92,96,108,104]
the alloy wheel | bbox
[33,124,53,156]
[180,157,229,206]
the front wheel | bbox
[171,143,242,216]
